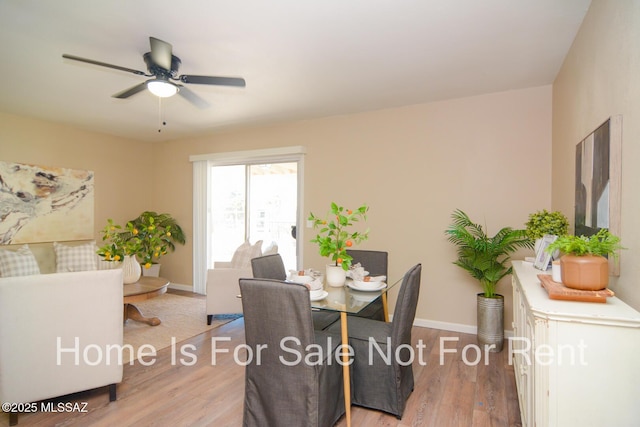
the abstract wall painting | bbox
[574,115,622,275]
[0,161,94,244]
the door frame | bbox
[190,146,306,294]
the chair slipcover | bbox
[346,249,389,321]
[328,263,422,418]
[250,253,287,280]
[251,254,340,331]
[239,278,345,427]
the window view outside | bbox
[210,162,298,271]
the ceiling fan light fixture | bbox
[147,79,178,98]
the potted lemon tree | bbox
[97,211,186,279]
[97,219,144,284]
[308,202,369,287]
[128,211,186,276]
[445,209,533,352]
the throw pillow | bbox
[230,240,263,269]
[54,241,98,272]
[262,241,278,256]
[0,244,40,277]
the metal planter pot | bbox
[477,293,504,352]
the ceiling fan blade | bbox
[149,37,173,70]
[62,54,146,76]
[179,75,246,87]
[177,86,210,109]
[112,82,148,99]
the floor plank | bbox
[1,292,521,427]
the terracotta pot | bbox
[560,254,609,290]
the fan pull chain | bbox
[158,97,167,132]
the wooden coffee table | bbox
[123,276,170,326]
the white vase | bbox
[122,254,142,284]
[326,264,347,287]
[142,263,161,277]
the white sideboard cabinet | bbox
[511,261,640,427]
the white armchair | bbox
[205,261,252,324]
[205,240,278,324]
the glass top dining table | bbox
[306,275,402,427]
[310,276,403,315]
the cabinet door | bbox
[512,278,534,427]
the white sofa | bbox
[0,268,124,425]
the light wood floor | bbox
[2,291,521,427]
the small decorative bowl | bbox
[353,280,382,290]
[290,275,313,285]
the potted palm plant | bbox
[308,202,369,287]
[445,209,533,352]
[545,228,623,290]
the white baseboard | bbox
[168,282,195,293]
[412,316,514,337]
[163,293,515,336]
[412,317,476,334]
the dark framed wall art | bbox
[574,115,622,275]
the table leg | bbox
[124,303,161,326]
[382,292,389,322]
[340,311,351,427]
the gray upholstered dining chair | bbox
[239,278,345,427]
[346,249,388,321]
[250,254,340,331]
[328,263,422,419]
[250,253,287,280]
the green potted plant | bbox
[97,219,145,284]
[97,212,185,279]
[129,211,186,256]
[126,211,186,275]
[525,209,569,257]
[445,209,533,352]
[308,202,369,286]
[525,209,569,240]
[545,228,623,290]
[97,219,141,262]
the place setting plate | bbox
[347,281,387,292]
[309,290,329,301]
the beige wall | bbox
[553,0,640,310]
[1,86,551,331]
[4,0,638,330]
[155,85,552,330]
[0,111,156,253]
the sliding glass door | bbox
[211,162,298,271]
[190,146,305,294]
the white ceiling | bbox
[0,0,591,142]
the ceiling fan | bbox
[62,37,246,109]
